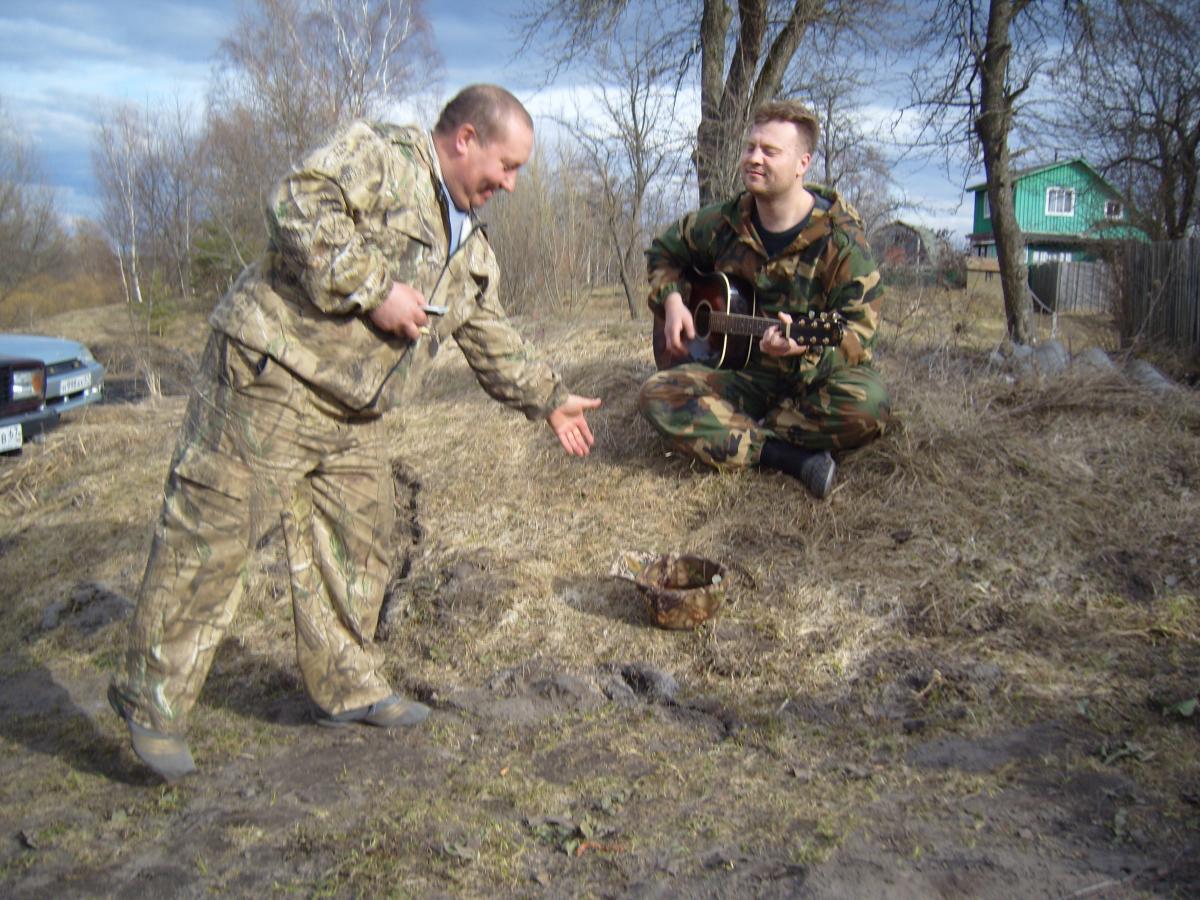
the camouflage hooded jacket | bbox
[209,121,567,418]
[646,187,883,381]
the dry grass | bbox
[0,271,119,329]
[1,285,1197,895]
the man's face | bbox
[740,120,812,199]
[451,116,534,211]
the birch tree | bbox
[93,106,148,312]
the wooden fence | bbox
[1119,238,1200,349]
[1028,261,1115,314]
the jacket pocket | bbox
[384,208,442,287]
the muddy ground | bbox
[3,613,1195,898]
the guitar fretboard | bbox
[709,311,774,337]
[708,310,841,344]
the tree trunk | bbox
[695,0,818,205]
[696,0,733,205]
[975,0,1032,345]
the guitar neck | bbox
[708,310,834,344]
[708,310,774,338]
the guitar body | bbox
[652,271,755,370]
[652,270,844,371]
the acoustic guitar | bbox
[652,270,845,370]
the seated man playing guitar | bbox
[639,99,891,498]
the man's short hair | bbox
[752,100,820,156]
[434,84,533,145]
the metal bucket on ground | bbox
[611,551,727,630]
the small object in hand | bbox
[422,304,448,316]
[611,551,727,630]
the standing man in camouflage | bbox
[108,84,602,780]
[639,100,889,497]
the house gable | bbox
[967,159,1147,261]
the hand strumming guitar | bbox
[660,291,696,357]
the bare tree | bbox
[0,99,65,306]
[93,105,158,395]
[1060,0,1199,240]
[836,145,904,237]
[203,0,441,286]
[94,106,148,312]
[93,101,206,395]
[559,33,691,318]
[93,102,204,310]
[521,0,880,206]
[485,147,615,317]
[905,0,1065,345]
[195,104,278,293]
[212,0,439,160]
[784,49,903,235]
[317,0,439,120]
[154,99,203,306]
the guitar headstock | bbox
[790,311,845,347]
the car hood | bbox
[0,335,90,365]
[0,354,43,367]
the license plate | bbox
[59,372,91,394]
[0,423,22,452]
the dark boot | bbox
[759,439,836,499]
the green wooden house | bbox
[967,159,1148,263]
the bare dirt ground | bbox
[1,289,1197,898]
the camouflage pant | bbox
[110,333,397,735]
[637,362,890,468]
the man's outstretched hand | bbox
[547,394,603,456]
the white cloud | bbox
[1,0,978,243]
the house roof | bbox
[875,219,952,264]
[965,158,1122,196]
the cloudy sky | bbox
[0,0,974,239]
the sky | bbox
[0,0,975,241]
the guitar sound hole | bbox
[693,302,711,338]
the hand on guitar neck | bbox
[760,311,809,358]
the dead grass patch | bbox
[1,288,1197,896]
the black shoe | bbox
[314,694,430,729]
[760,439,837,499]
[108,684,196,781]
[798,450,836,499]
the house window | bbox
[1046,187,1075,216]
[1030,249,1073,263]
[981,193,991,220]
[1105,199,1124,219]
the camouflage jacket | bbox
[646,187,883,380]
[210,121,567,418]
